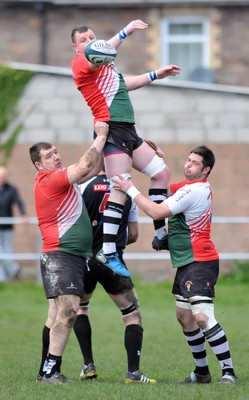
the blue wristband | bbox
[148,70,158,82]
[118,28,127,41]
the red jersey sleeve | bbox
[36,169,69,198]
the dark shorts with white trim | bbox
[40,251,86,299]
[94,121,143,158]
[172,259,219,299]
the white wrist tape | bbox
[126,186,141,200]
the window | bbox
[161,17,210,81]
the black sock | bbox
[148,188,167,233]
[74,314,94,365]
[45,354,62,378]
[125,324,143,372]
[38,325,50,376]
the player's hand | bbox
[145,139,157,152]
[94,121,109,139]
[112,173,133,193]
[125,20,148,35]
[156,64,181,79]
[145,140,166,161]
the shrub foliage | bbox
[0,66,34,162]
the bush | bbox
[219,260,249,283]
[0,66,34,162]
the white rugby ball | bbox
[84,39,117,65]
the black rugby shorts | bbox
[94,121,143,158]
[40,251,85,299]
[172,259,219,299]
[83,252,134,295]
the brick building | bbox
[0,0,249,86]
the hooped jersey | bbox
[71,53,135,124]
[34,169,92,257]
[165,179,219,268]
[80,174,138,254]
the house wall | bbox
[0,3,249,86]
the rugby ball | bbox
[84,39,117,65]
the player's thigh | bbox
[109,287,138,309]
[132,141,156,172]
[80,292,93,305]
[104,152,132,177]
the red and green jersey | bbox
[34,169,92,257]
[71,54,135,124]
[165,179,219,268]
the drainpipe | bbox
[35,0,47,65]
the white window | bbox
[161,17,210,81]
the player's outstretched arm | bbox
[112,174,172,220]
[108,19,148,49]
[124,64,181,91]
[67,121,108,185]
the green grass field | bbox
[1,277,248,400]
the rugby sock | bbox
[45,354,62,377]
[74,314,94,365]
[184,328,210,375]
[102,201,124,255]
[125,324,143,372]
[205,323,236,376]
[38,325,50,376]
[149,189,167,239]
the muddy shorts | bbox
[40,251,86,299]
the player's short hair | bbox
[190,145,215,175]
[71,25,92,43]
[29,142,52,165]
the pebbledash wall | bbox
[5,68,249,281]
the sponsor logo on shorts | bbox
[185,280,193,291]
[205,281,210,289]
[67,282,77,290]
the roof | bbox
[1,0,249,6]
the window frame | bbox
[160,16,210,79]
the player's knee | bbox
[175,295,192,327]
[189,296,217,332]
[142,154,167,178]
[60,306,78,327]
[78,300,90,315]
[121,300,140,317]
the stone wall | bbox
[3,71,249,281]
[15,74,249,146]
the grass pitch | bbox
[1,277,248,400]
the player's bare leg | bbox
[132,141,170,250]
[42,294,80,384]
[96,151,132,277]
[37,299,57,381]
